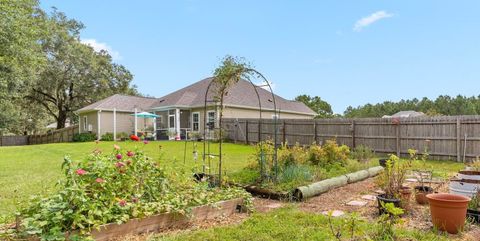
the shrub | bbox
[72,133,97,142]
[277,143,308,167]
[307,143,325,165]
[320,139,350,166]
[101,132,114,141]
[350,145,374,162]
[14,146,251,240]
[116,132,128,140]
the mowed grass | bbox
[0,141,254,216]
[153,206,449,241]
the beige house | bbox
[76,77,316,140]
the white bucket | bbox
[449,180,480,198]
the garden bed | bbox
[88,198,244,241]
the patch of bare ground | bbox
[116,197,282,241]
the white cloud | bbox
[255,80,275,92]
[353,10,394,32]
[81,39,122,60]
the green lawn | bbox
[153,206,449,241]
[0,141,254,216]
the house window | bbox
[192,112,200,131]
[207,111,215,130]
[83,116,87,131]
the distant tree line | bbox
[294,94,480,119]
[1,0,138,135]
[344,95,480,118]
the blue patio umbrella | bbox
[130,112,160,118]
[130,112,160,134]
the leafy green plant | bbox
[11,144,251,240]
[116,132,128,140]
[375,155,410,199]
[319,140,350,166]
[72,133,97,142]
[327,212,363,241]
[350,145,374,163]
[100,132,114,141]
[278,165,313,184]
[373,202,404,241]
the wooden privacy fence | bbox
[0,125,79,146]
[28,125,79,145]
[222,115,480,161]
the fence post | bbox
[258,121,261,144]
[351,120,356,148]
[282,120,286,144]
[245,120,249,145]
[457,117,461,162]
[396,123,401,157]
[314,121,318,144]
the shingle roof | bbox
[150,77,316,115]
[76,94,158,113]
[76,78,317,116]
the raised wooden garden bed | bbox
[89,198,244,241]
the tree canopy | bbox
[295,95,334,118]
[0,0,138,134]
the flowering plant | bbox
[14,145,251,240]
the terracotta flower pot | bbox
[399,186,412,209]
[427,193,470,234]
[414,186,433,205]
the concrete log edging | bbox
[293,166,384,201]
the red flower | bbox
[95,178,105,183]
[130,135,140,141]
[127,151,134,157]
[116,154,123,160]
[118,199,127,207]
[75,169,87,175]
[115,162,125,168]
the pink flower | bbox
[118,199,127,207]
[114,144,120,150]
[127,151,134,157]
[143,140,149,144]
[115,162,125,168]
[116,154,123,160]
[75,169,87,175]
[95,178,105,183]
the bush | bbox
[307,143,325,165]
[351,145,375,162]
[101,132,114,141]
[14,146,251,240]
[278,143,308,167]
[72,133,97,142]
[320,140,350,166]
[116,132,128,140]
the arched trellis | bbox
[202,69,279,186]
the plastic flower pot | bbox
[377,194,401,215]
[378,159,395,167]
[426,193,470,234]
[414,186,433,205]
[467,209,480,223]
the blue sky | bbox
[40,1,480,114]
